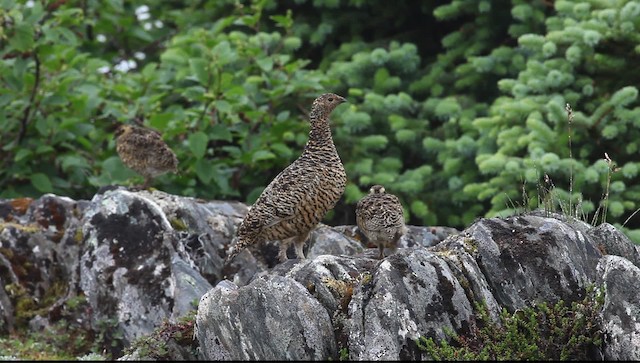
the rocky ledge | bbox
[0,187,638,360]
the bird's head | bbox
[369,185,386,194]
[310,93,347,119]
[114,124,133,139]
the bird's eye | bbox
[328,97,334,102]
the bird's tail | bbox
[224,236,246,266]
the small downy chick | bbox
[114,124,178,188]
[356,185,408,259]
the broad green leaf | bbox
[189,131,209,159]
[149,112,174,130]
[31,173,53,193]
[102,156,136,181]
[211,166,235,195]
[195,159,214,183]
[183,86,206,101]
[160,48,189,65]
[0,0,16,11]
[132,28,154,42]
[212,41,235,64]
[60,155,90,171]
[270,12,293,28]
[256,57,273,72]
[10,23,34,51]
[214,100,231,114]
[189,58,209,85]
[209,124,232,142]
[252,150,276,163]
[14,148,32,162]
[270,143,292,158]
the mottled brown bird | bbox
[114,124,178,188]
[356,185,407,259]
[226,93,347,263]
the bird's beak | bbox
[337,96,347,104]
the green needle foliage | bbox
[2,0,640,241]
[416,288,604,360]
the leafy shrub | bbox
[2,0,640,242]
[416,288,604,360]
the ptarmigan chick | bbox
[356,185,408,259]
[226,93,347,264]
[114,124,178,188]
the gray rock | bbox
[224,223,457,287]
[432,234,502,321]
[332,224,456,250]
[0,194,86,332]
[588,222,640,268]
[597,255,640,361]
[464,214,602,310]
[78,188,215,344]
[307,224,365,259]
[347,248,474,361]
[196,274,337,360]
[4,190,640,361]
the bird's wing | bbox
[252,161,326,229]
[129,129,177,164]
[126,129,164,148]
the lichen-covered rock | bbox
[307,224,365,259]
[4,189,640,361]
[432,235,502,321]
[332,224,455,250]
[463,213,602,310]
[346,248,474,360]
[80,189,189,342]
[196,275,337,360]
[596,255,640,361]
[270,255,377,316]
[0,194,88,333]
[588,222,640,269]
[224,222,456,287]
[78,187,245,344]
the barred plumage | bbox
[356,185,407,259]
[114,124,178,188]
[226,93,347,263]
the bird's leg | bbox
[142,176,152,189]
[293,232,310,260]
[278,237,293,262]
[377,245,385,259]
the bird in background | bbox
[356,184,408,259]
[114,123,178,189]
[225,93,348,264]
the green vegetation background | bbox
[2,0,640,243]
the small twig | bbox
[565,103,574,217]
[623,208,640,227]
[600,152,619,225]
[18,52,41,143]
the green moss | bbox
[0,222,42,233]
[74,228,84,244]
[12,279,68,328]
[124,310,198,360]
[463,237,479,254]
[416,286,604,360]
[0,315,104,360]
[339,347,349,361]
[170,217,188,231]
